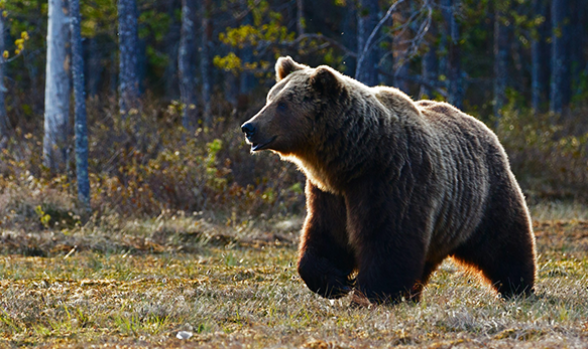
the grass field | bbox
[1,204,588,348]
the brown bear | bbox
[241,56,537,304]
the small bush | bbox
[496,105,588,202]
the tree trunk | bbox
[0,14,9,139]
[570,0,586,96]
[109,50,118,96]
[69,0,90,208]
[419,25,439,99]
[179,0,197,129]
[396,2,419,94]
[438,25,448,84]
[394,12,409,94]
[86,37,102,98]
[200,0,212,127]
[493,2,509,120]
[163,1,179,101]
[239,8,255,98]
[356,0,380,86]
[341,2,357,76]
[118,0,140,118]
[550,0,571,114]
[442,0,463,109]
[43,0,71,172]
[297,0,304,37]
[395,62,410,93]
[531,0,550,112]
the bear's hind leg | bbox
[298,181,357,299]
[454,240,535,297]
[453,192,536,298]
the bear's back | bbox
[414,100,503,161]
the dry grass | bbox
[530,201,588,221]
[1,203,588,348]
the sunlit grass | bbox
[530,200,588,221]
[1,204,588,347]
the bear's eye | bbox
[277,102,287,112]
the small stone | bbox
[176,331,193,340]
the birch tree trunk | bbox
[179,0,197,129]
[493,2,509,120]
[69,0,90,208]
[356,0,380,86]
[550,0,570,114]
[118,0,140,118]
[0,14,9,140]
[200,0,212,127]
[531,0,549,112]
[43,0,71,172]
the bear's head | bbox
[241,56,344,158]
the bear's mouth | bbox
[251,136,277,152]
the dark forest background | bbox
[0,0,587,228]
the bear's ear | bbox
[309,66,341,95]
[275,56,305,82]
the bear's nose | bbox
[241,123,256,138]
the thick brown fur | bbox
[241,56,537,304]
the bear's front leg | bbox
[298,181,357,299]
[345,180,428,304]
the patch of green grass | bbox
[1,210,588,347]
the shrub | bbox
[496,105,588,202]
[0,94,305,230]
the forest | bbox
[1,0,588,348]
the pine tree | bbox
[493,0,510,120]
[531,0,550,112]
[442,0,463,109]
[550,0,571,114]
[419,22,439,99]
[200,0,212,127]
[118,0,140,118]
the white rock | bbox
[176,331,193,340]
